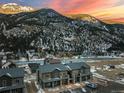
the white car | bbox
[82,88,87,93]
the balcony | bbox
[0,84,24,92]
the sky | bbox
[0,0,124,23]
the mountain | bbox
[0,3,34,14]
[67,14,99,23]
[102,18,124,24]
[67,14,124,24]
[0,8,124,55]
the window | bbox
[43,74,50,79]
[81,69,85,73]
[62,72,68,77]
[45,74,50,77]
[16,80,19,84]
[52,73,60,78]
[2,80,7,87]
[12,89,17,93]
[52,69,60,78]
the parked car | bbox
[82,88,87,93]
[86,83,97,89]
[84,81,90,84]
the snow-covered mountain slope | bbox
[0,3,34,14]
[0,8,124,54]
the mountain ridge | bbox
[0,8,124,55]
[66,14,124,24]
[0,3,123,24]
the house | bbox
[37,62,92,89]
[0,52,15,68]
[120,53,124,57]
[2,61,16,69]
[107,64,115,69]
[0,68,25,93]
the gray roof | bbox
[38,62,90,73]
[67,62,90,70]
[0,68,24,78]
[16,60,44,65]
[38,64,68,73]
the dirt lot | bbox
[97,68,124,79]
[44,83,85,93]
[26,81,38,93]
[87,58,124,67]
[60,81,124,93]
[87,58,124,80]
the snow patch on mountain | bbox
[0,3,34,14]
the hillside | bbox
[0,8,124,55]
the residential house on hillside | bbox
[37,62,92,89]
[0,68,25,93]
[0,51,16,69]
[2,61,16,69]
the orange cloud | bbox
[47,0,118,14]
[90,5,124,22]
[44,0,124,23]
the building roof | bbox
[0,68,24,78]
[67,62,90,70]
[2,61,16,68]
[38,64,68,73]
[16,60,44,65]
[38,62,90,73]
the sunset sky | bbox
[1,0,124,23]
